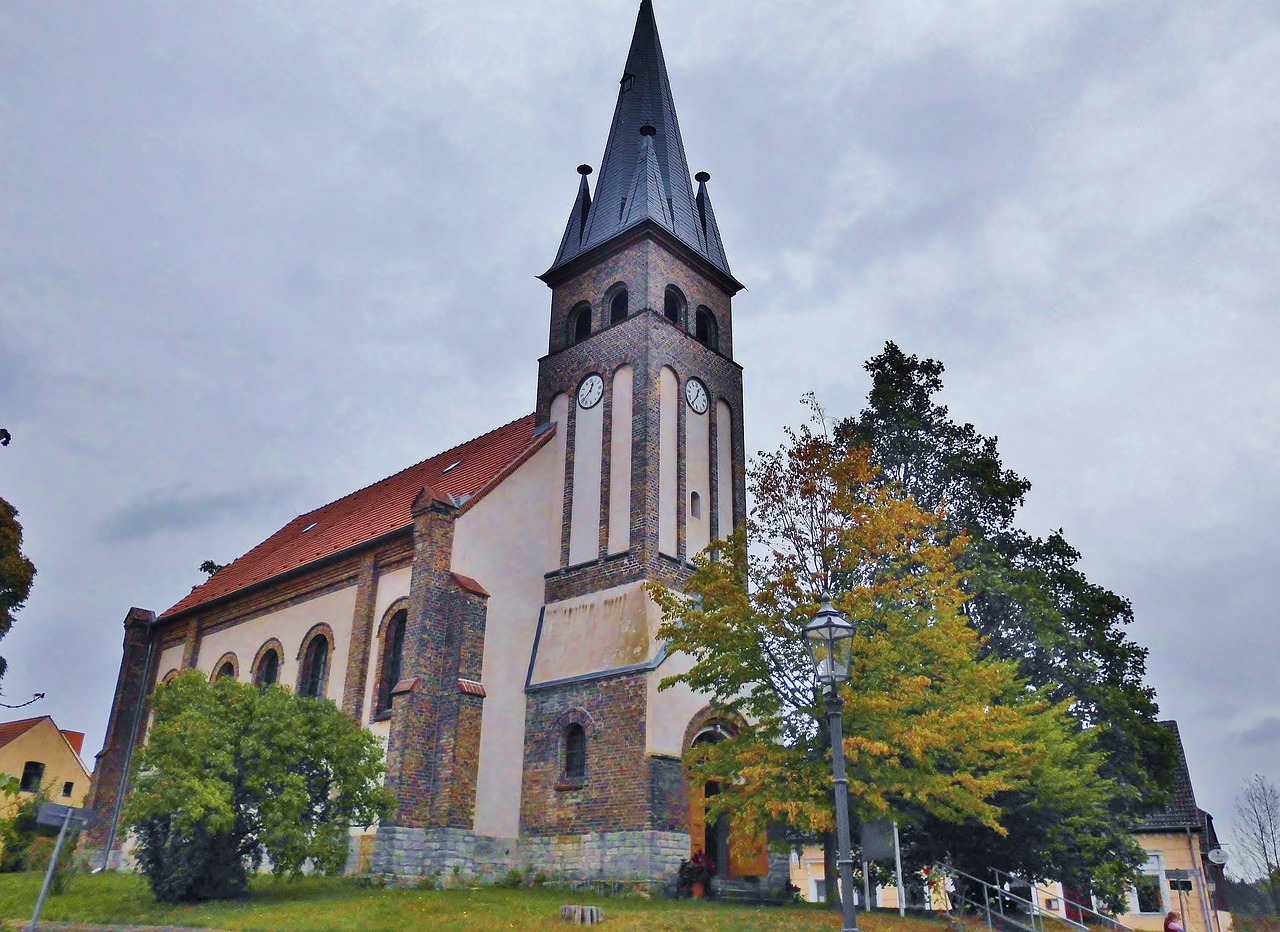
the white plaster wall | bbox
[658,367,678,556]
[548,393,569,571]
[685,396,710,557]
[360,565,412,727]
[528,581,653,685]
[568,386,604,565]
[155,643,183,682]
[453,441,560,840]
[193,586,358,705]
[607,365,634,554]
[716,400,733,541]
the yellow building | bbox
[0,716,91,816]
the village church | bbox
[86,0,788,889]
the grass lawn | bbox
[0,871,961,931]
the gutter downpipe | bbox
[98,613,159,871]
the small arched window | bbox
[299,634,330,699]
[570,303,592,343]
[664,286,685,325]
[255,649,280,687]
[377,609,407,716]
[695,306,717,350]
[690,491,702,519]
[563,723,587,782]
[610,288,629,324]
[216,661,235,680]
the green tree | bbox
[124,672,394,902]
[653,412,1123,901]
[835,343,1172,897]
[0,497,36,683]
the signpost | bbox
[29,803,89,932]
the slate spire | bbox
[547,0,732,278]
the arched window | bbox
[563,723,587,782]
[610,288,629,324]
[690,490,702,519]
[376,609,407,716]
[255,648,280,687]
[298,629,332,699]
[570,302,592,343]
[210,652,238,682]
[664,286,685,325]
[695,306,718,350]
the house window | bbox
[299,634,330,699]
[571,303,592,343]
[1134,875,1163,913]
[563,723,586,782]
[610,288,629,324]
[19,761,44,793]
[61,781,74,798]
[255,648,280,687]
[377,609,407,716]
[695,306,717,350]
[664,285,685,325]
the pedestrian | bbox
[1164,910,1184,932]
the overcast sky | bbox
[2,0,1278,868]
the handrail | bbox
[989,867,1135,932]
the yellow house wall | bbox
[454,441,560,839]
[0,719,91,815]
[1118,832,1220,932]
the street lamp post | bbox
[804,594,860,932]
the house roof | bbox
[1138,720,1203,832]
[546,0,733,280]
[162,414,548,620]
[0,717,44,751]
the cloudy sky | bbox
[2,0,1278,867]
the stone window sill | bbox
[555,778,585,792]
[373,709,392,723]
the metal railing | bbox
[989,867,1134,932]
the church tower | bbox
[519,0,759,881]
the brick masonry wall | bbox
[520,673,651,835]
[83,608,158,855]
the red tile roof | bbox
[0,717,44,750]
[163,414,549,620]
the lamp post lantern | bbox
[804,594,860,932]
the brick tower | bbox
[518,0,751,879]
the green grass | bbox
[0,871,962,931]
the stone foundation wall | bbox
[371,825,690,885]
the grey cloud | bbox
[1235,718,1280,748]
[96,481,297,543]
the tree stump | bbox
[560,904,605,924]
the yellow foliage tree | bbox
[653,410,1112,854]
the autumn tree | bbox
[124,672,393,902]
[835,343,1170,893]
[654,410,1128,903]
[1234,774,1280,913]
[0,497,36,684]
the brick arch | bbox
[209,652,239,682]
[160,668,180,685]
[372,600,411,718]
[681,704,741,756]
[605,280,630,324]
[251,637,284,687]
[296,622,336,698]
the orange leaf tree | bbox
[653,409,1122,893]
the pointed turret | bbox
[552,165,594,268]
[544,0,734,282]
[694,171,730,275]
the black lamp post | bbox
[804,594,860,932]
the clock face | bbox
[685,378,709,414]
[577,374,604,409]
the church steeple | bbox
[546,0,733,280]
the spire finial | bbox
[578,164,593,176]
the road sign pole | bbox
[29,806,73,932]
